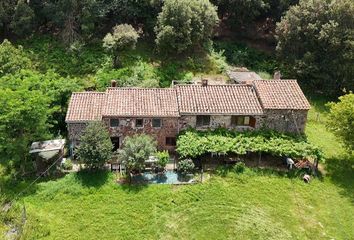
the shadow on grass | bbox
[325,155,354,203]
[74,169,110,188]
[120,182,149,193]
[305,92,336,114]
[0,170,67,200]
[214,165,315,180]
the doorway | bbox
[111,137,120,151]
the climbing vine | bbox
[176,129,323,161]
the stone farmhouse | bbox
[65,80,310,152]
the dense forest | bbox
[0,0,353,175]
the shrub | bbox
[215,165,232,177]
[76,122,113,169]
[62,159,73,170]
[156,151,170,169]
[177,159,195,175]
[233,162,246,174]
[209,49,229,74]
[95,61,159,90]
[213,41,278,74]
[119,134,157,174]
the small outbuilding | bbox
[29,139,66,174]
[227,67,262,84]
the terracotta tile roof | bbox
[103,88,180,117]
[65,92,105,122]
[253,80,311,110]
[227,70,262,83]
[175,85,263,115]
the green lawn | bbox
[305,95,345,158]
[18,168,353,240]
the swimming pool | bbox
[131,170,195,184]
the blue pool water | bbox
[132,170,194,184]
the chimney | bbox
[111,80,117,87]
[273,71,281,80]
[201,79,208,86]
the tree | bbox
[212,0,268,28]
[0,40,33,77]
[264,0,298,21]
[155,0,219,54]
[326,93,354,153]
[107,0,162,32]
[119,134,157,174]
[0,0,16,35]
[32,0,108,45]
[103,24,139,68]
[76,122,113,169]
[10,0,35,36]
[0,69,82,135]
[0,89,51,174]
[276,0,354,95]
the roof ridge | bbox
[107,87,175,90]
[174,84,252,87]
[253,79,298,82]
[72,91,105,94]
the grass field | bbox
[18,167,353,240]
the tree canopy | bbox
[276,0,354,95]
[155,0,219,54]
[327,93,354,153]
[0,39,33,76]
[0,88,51,174]
[0,40,82,173]
[103,24,139,68]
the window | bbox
[152,118,162,128]
[196,115,210,127]
[232,116,252,126]
[110,119,119,127]
[166,137,176,146]
[136,119,143,128]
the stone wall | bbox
[178,115,264,131]
[67,111,308,152]
[262,109,308,133]
[67,122,87,145]
[102,117,179,151]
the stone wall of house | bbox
[178,115,264,131]
[102,117,179,151]
[67,111,308,153]
[67,122,87,145]
[262,109,308,133]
